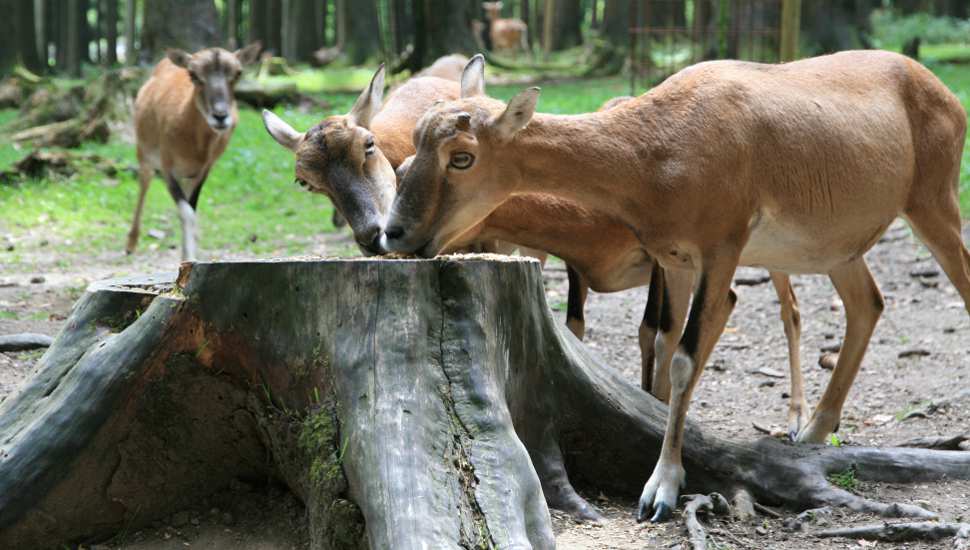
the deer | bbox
[482,2,529,54]
[383,52,970,523]
[127,43,262,262]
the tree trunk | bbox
[602,0,630,46]
[141,0,221,61]
[14,0,44,73]
[552,0,582,50]
[283,0,322,62]
[225,0,238,49]
[342,0,379,64]
[104,0,118,64]
[0,0,16,75]
[249,0,268,47]
[66,0,81,76]
[2,258,970,548]
[124,0,135,64]
[265,0,282,55]
[404,0,476,73]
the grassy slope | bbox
[0,66,968,267]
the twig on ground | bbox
[817,521,970,548]
[901,389,970,421]
[753,502,782,518]
[682,493,732,550]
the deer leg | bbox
[565,265,589,339]
[651,268,694,403]
[164,174,197,262]
[796,258,883,443]
[638,253,739,523]
[125,160,153,255]
[769,271,809,441]
[904,201,970,316]
[640,262,663,392]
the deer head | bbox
[383,55,539,256]
[167,42,261,132]
[262,66,395,255]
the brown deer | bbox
[127,43,261,262]
[482,2,529,53]
[384,52,970,522]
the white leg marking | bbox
[178,200,197,262]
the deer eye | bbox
[449,152,474,170]
[364,137,376,156]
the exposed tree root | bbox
[0,333,53,352]
[817,521,970,548]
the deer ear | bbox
[234,41,263,65]
[460,54,486,98]
[348,64,386,129]
[491,87,539,141]
[262,110,304,151]
[166,49,191,68]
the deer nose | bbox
[385,225,404,241]
[356,225,386,255]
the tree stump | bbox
[1,257,969,549]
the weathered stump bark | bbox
[1,257,968,549]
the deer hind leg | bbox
[164,173,198,262]
[564,265,588,339]
[769,271,809,441]
[639,262,663,392]
[796,258,883,443]
[651,268,694,403]
[126,159,153,254]
[638,253,739,523]
[905,199,970,316]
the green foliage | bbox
[827,466,859,492]
[299,407,345,487]
[870,9,970,49]
[827,433,843,447]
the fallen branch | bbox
[897,434,969,450]
[901,389,970,421]
[0,333,53,352]
[817,521,970,546]
[682,493,730,550]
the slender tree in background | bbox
[602,0,630,45]
[266,0,282,54]
[104,0,119,64]
[543,0,554,54]
[249,0,268,47]
[343,0,380,64]
[553,0,583,50]
[142,0,221,61]
[0,0,16,75]
[405,0,477,71]
[226,0,239,49]
[15,0,45,72]
[283,0,322,62]
[125,0,136,64]
[66,0,81,76]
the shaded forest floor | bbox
[0,220,967,550]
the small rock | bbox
[782,517,803,531]
[909,268,940,278]
[755,525,768,536]
[29,275,45,284]
[221,511,236,526]
[818,354,838,370]
[944,327,957,334]
[898,348,931,359]
[147,228,166,240]
[751,367,784,378]
[171,511,189,527]
[864,414,894,426]
[759,380,776,388]
[820,343,841,353]
[190,517,200,526]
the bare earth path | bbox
[0,219,967,549]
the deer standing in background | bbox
[127,43,261,261]
[482,2,529,54]
[384,52,970,522]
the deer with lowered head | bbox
[127,43,262,262]
[384,52,970,523]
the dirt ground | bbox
[1,219,968,549]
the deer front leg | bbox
[565,265,589,339]
[650,268,694,402]
[164,174,198,262]
[769,271,809,441]
[638,254,739,523]
[796,258,883,443]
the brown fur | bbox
[483,2,528,53]
[387,51,970,519]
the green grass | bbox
[2,61,969,269]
